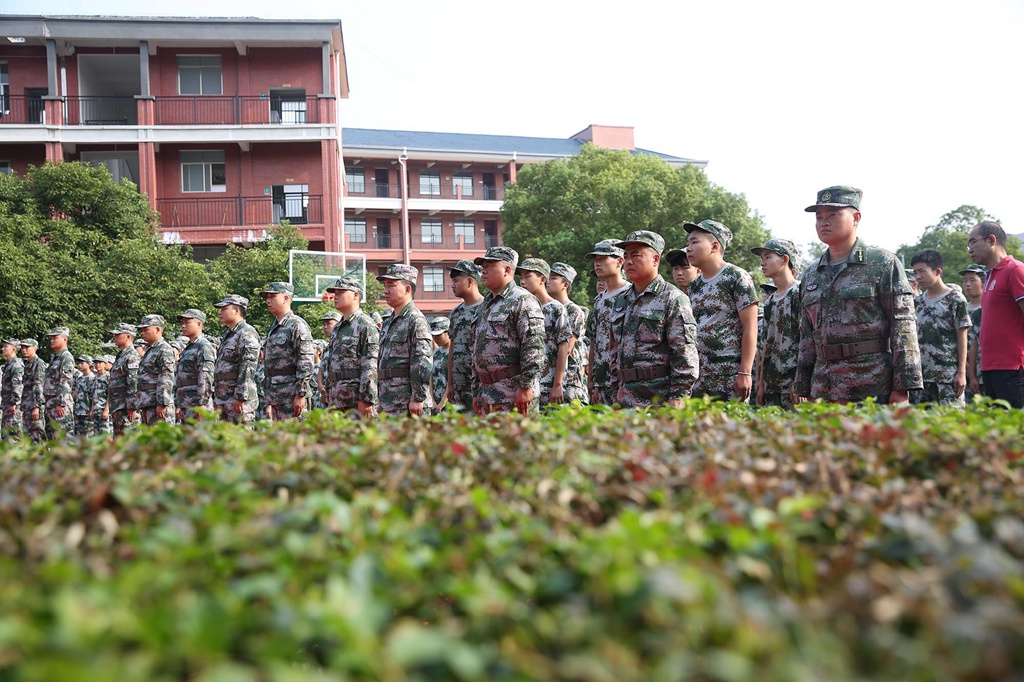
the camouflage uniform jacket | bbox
[563,301,588,398]
[324,310,379,409]
[447,300,483,406]
[92,372,110,414]
[587,284,630,404]
[760,282,802,394]
[914,288,971,384]
[472,281,545,408]
[611,275,699,407]
[687,263,759,378]
[968,305,982,383]
[378,302,433,415]
[539,300,572,396]
[108,347,139,413]
[432,345,449,407]
[136,339,176,410]
[794,238,923,400]
[214,319,261,409]
[175,334,216,409]
[73,373,95,417]
[43,350,74,412]
[1,357,24,410]
[262,312,314,407]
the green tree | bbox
[0,163,214,357]
[896,205,1023,282]
[500,145,770,305]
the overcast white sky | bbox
[6,0,1024,251]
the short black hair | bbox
[668,251,690,268]
[976,221,1007,246]
[910,249,943,271]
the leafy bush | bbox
[1,401,1022,680]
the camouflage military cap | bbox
[760,283,778,295]
[313,339,328,352]
[430,317,451,335]
[474,246,519,269]
[805,185,863,212]
[259,281,294,297]
[108,323,137,336]
[47,326,70,337]
[133,338,148,348]
[177,309,207,323]
[77,354,93,363]
[550,262,578,284]
[683,220,733,251]
[213,294,250,309]
[750,238,801,270]
[321,310,342,322]
[102,354,116,363]
[376,263,419,286]
[616,230,666,255]
[448,259,483,280]
[517,258,551,278]
[585,239,625,260]
[905,268,915,280]
[326,275,363,294]
[170,340,186,351]
[371,311,383,325]
[666,249,690,267]
[137,314,166,329]
[20,338,39,348]
[959,263,987,276]
[100,341,116,349]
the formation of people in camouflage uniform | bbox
[4,184,1020,443]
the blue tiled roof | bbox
[342,128,702,165]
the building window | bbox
[452,171,473,197]
[454,219,476,245]
[344,217,367,243]
[419,170,440,196]
[0,161,11,176]
[345,168,365,194]
[0,63,8,114]
[423,266,445,293]
[177,55,223,96]
[180,151,226,193]
[421,218,442,244]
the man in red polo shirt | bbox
[967,220,1024,408]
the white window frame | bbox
[177,55,223,96]
[418,170,440,196]
[345,168,365,194]
[453,219,476,245]
[344,216,367,243]
[420,218,442,244]
[180,150,226,193]
[452,171,473,197]
[423,266,445,293]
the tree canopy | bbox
[896,205,1022,282]
[500,145,770,304]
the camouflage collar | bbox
[635,275,667,296]
[393,301,416,318]
[495,281,517,299]
[817,237,868,269]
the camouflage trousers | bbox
[111,409,140,438]
[911,382,965,408]
[93,414,113,436]
[74,414,93,438]
[269,403,307,422]
[693,368,749,403]
[761,389,795,410]
[177,403,214,423]
[215,400,256,428]
[141,407,177,427]
[45,407,74,441]
[2,407,22,440]
[22,408,45,443]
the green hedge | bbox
[1,401,1023,680]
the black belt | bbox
[267,368,296,378]
[138,381,158,390]
[380,367,410,380]
[216,371,239,381]
[818,338,888,361]
[479,366,520,386]
[177,382,199,389]
[620,365,669,383]
[333,369,361,381]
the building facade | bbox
[342,125,704,314]
[0,15,348,253]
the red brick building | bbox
[0,14,348,255]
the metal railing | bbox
[345,182,504,201]
[62,96,138,125]
[416,234,483,251]
[157,194,322,228]
[154,95,320,125]
[0,96,47,124]
[418,288,456,300]
[484,233,501,248]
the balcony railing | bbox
[157,194,322,228]
[344,232,405,250]
[484,233,501,248]
[0,96,47,124]
[416,234,485,251]
[154,95,321,126]
[417,288,456,300]
[63,96,139,125]
[345,181,504,201]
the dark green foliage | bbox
[1,401,1022,680]
[500,145,770,305]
